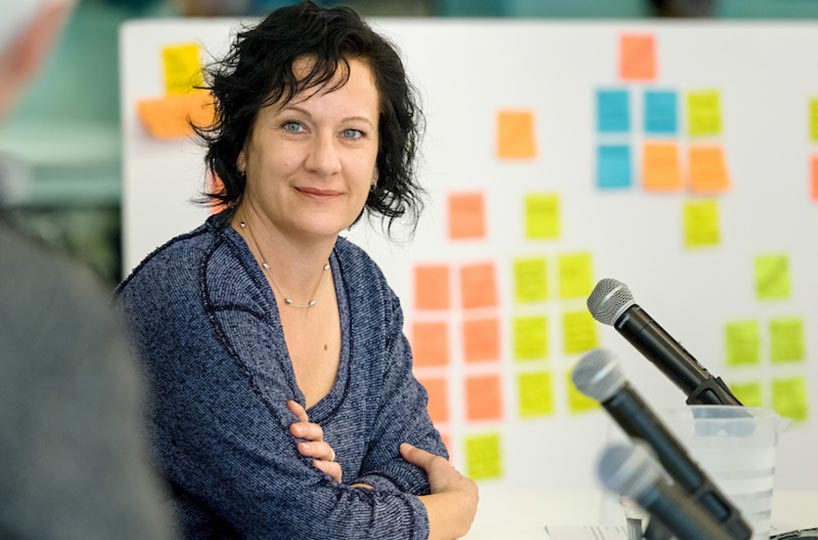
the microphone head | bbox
[572,349,626,402]
[598,442,661,501]
[587,278,635,326]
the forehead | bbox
[285,55,380,111]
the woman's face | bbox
[238,56,380,242]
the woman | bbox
[116,2,477,539]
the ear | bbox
[237,149,247,175]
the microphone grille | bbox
[571,349,626,402]
[598,442,661,501]
[587,278,635,326]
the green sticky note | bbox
[770,317,805,363]
[525,194,560,240]
[729,381,763,408]
[772,377,809,422]
[683,200,720,248]
[566,370,600,413]
[563,310,599,355]
[517,372,554,418]
[687,90,722,136]
[558,253,594,299]
[755,254,791,300]
[724,320,760,366]
[465,433,502,480]
[513,316,548,361]
[513,257,547,303]
[810,98,818,141]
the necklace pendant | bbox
[308,300,316,308]
[323,263,330,271]
[284,298,293,305]
[262,262,270,270]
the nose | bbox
[304,131,342,178]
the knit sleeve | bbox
[350,290,448,495]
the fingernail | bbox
[400,443,412,451]
[300,442,311,450]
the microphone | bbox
[572,349,751,540]
[599,442,733,540]
[587,278,742,405]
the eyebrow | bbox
[279,105,375,129]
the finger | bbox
[400,443,442,472]
[290,421,324,441]
[287,400,309,423]
[297,441,335,461]
[312,459,343,483]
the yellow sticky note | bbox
[563,310,598,355]
[518,372,554,418]
[513,316,548,361]
[513,257,547,304]
[689,146,730,193]
[558,253,594,299]
[566,370,600,413]
[465,433,503,481]
[755,254,791,300]
[724,320,760,366]
[729,381,763,408]
[496,110,537,159]
[162,43,204,95]
[810,98,818,141]
[643,142,683,191]
[772,377,809,422]
[524,194,560,240]
[770,317,806,363]
[683,200,720,248]
[687,90,722,136]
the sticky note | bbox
[513,316,548,361]
[683,200,720,248]
[687,91,722,136]
[465,433,502,480]
[596,89,631,133]
[689,146,730,193]
[772,377,809,422]
[448,192,486,240]
[563,310,599,355]
[770,317,806,363]
[558,253,594,299]
[463,318,500,364]
[524,194,560,240]
[136,90,215,139]
[597,145,633,189]
[207,172,228,214]
[414,265,450,311]
[419,377,449,423]
[465,375,503,422]
[754,254,791,301]
[810,99,818,141]
[566,370,600,413]
[643,142,683,191]
[645,90,678,134]
[724,320,760,366]
[513,257,547,304]
[162,43,204,95]
[811,155,818,202]
[619,34,656,81]
[411,321,449,367]
[518,372,554,418]
[729,381,763,408]
[496,110,536,159]
[460,262,498,310]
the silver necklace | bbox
[239,220,329,309]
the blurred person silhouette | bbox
[0,1,177,539]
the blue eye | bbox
[282,121,305,133]
[342,129,364,140]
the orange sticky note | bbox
[207,172,228,214]
[414,265,450,311]
[465,374,503,422]
[811,155,818,202]
[136,90,215,139]
[643,142,683,191]
[619,34,656,81]
[460,262,498,310]
[411,321,449,367]
[419,377,449,423]
[448,192,486,240]
[463,317,500,364]
[689,146,730,193]
[496,110,537,160]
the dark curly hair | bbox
[195,0,425,235]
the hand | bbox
[400,443,478,539]
[287,400,342,483]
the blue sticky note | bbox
[597,145,632,189]
[596,89,630,133]
[645,90,678,134]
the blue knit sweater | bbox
[116,214,446,540]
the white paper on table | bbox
[544,525,629,540]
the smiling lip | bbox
[296,187,341,199]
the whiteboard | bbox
[121,19,818,492]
